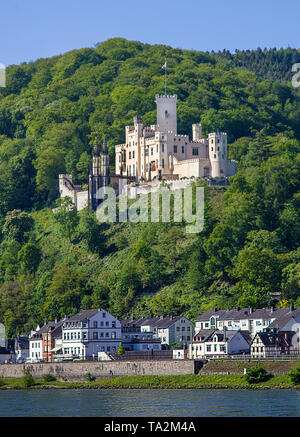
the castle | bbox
[59,93,238,210]
[115,94,237,181]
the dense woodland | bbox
[0,38,299,337]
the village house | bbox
[14,336,30,363]
[136,315,194,347]
[251,331,298,358]
[41,318,66,362]
[29,330,43,362]
[120,319,162,351]
[189,329,251,359]
[59,309,122,360]
[195,306,300,337]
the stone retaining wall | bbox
[0,360,195,381]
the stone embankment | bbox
[0,359,196,380]
[200,359,300,375]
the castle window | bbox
[220,169,224,174]
[211,147,213,151]
[217,147,220,151]
[162,159,165,168]
[151,148,153,155]
[162,144,165,153]
[211,139,214,144]
[192,148,199,156]
[217,139,220,143]
[133,151,135,159]
[214,154,216,159]
[129,152,131,159]
[174,145,177,153]
[182,146,184,153]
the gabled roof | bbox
[193,329,251,344]
[64,309,100,323]
[123,316,188,329]
[253,331,295,347]
[195,307,298,322]
[268,308,300,330]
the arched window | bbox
[210,317,216,328]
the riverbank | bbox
[1,374,299,390]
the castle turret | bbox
[101,134,110,187]
[192,124,202,141]
[89,136,102,210]
[155,94,177,134]
[208,132,228,178]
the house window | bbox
[93,332,98,340]
[103,312,106,318]
[93,321,97,328]
[112,321,116,328]
[206,345,211,352]
[112,332,116,339]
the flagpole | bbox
[164,58,167,95]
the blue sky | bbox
[1,0,299,66]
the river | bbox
[0,389,299,416]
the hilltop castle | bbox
[115,94,237,181]
[59,93,238,210]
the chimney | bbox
[249,308,253,314]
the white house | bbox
[139,316,193,346]
[29,329,43,363]
[195,307,300,337]
[60,309,122,360]
[189,329,251,359]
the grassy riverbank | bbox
[0,374,299,390]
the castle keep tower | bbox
[208,132,228,178]
[155,94,177,134]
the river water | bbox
[0,389,299,416]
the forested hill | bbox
[213,47,300,82]
[0,38,299,337]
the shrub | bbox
[85,372,96,382]
[245,364,270,384]
[118,342,125,355]
[288,366,300,385]
[20,370,35,388]
[42,374,56,382]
